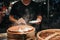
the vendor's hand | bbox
[16,18,27,25]
[15,20,20,24]
[35,18,42,25]
[36,16,42,24]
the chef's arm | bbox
[36,15,42,24]
[9,15,17,23]
[9,15,26,24]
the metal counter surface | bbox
[0,33,7,40]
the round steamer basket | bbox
[37,29,60,40]
[7,25,35,40]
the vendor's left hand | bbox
[36,16,42,24]
[35,19,41,25]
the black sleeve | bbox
[10,4,17,16]
[10,3,19,20]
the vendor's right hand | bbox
[15,20,21,25]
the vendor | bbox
[9,0,42,32]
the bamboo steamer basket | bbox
[37,29,60,40]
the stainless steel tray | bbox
[0,33,7,40]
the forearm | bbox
[9,15,17,23]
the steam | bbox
[18,26,33,33]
